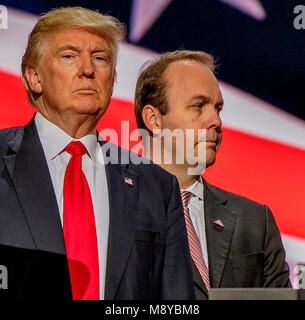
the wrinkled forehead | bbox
[40,27,110,53]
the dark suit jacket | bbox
[0,117,195,300]
[192,180,291,300]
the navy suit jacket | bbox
[0,117,195,300]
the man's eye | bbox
[62,54,74,59]
[93,54,108,62]
[192,104,203,109]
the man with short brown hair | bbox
[135,50,291,299]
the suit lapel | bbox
[204,181,237,288]
[102,143,139,300]
[3,118,66,255]
[191,259,208,299]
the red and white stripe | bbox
[181,191,210,289]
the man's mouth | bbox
[75,87,97,94]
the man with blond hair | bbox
[0,8,195,300]
[135,50,291,299]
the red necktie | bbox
[181,191,210,289]
[63,141,99,300]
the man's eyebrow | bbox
[187,95,212,104]
[55,45,110,54]
[188,95,224,106]
[92,47,111,54]
[56,45,81,53]
[216,100,224,108]
[215,97,224,107]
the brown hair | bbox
[22,6,126,106]
[134,50,215,130]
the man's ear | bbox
[25,66,42,94]
[142,104,162,133]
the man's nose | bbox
[203,107,222,131]
[77,54,95,78]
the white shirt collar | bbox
[34,111,98,162]
[182,176,204,200]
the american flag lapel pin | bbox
[124,177,133,186]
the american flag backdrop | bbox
[0,0,304,287]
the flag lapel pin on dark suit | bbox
[124,177,133,186]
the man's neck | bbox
[160,163,199,189]
[146,140,200,189]
[37,108,100,139]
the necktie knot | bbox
[181,191,192,207]
[65,141,87,156]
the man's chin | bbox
[195,150,216,166]
[71,102,107,116]
[186,161,207,176]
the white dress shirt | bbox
[182,177,209,268]
[35,112,109,300]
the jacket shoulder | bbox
[117,144,179,200]
[127,148,177,182]
[0,126,24,155]
[205,182,272,235]
[205,181,266,211]
[106,141,177,181]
